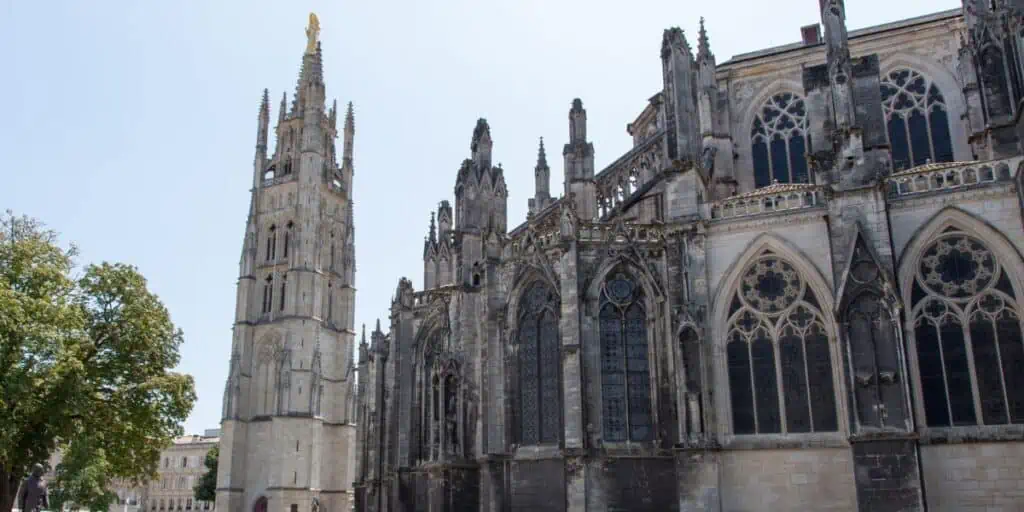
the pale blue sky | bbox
[0,0,959,435]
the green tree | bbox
[0,211,196,512]
[193,445,218,502]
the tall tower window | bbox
[267,225,277,261]
[262,276,273,313]
[880,69,954,171]
[599,272,652,443]
[284,222,293,258]
[750,92,809,188]
[280,275,287,312]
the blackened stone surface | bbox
[852,440,924,512]
[447,468,480,512]
[600,458,679,512]
[510,460,566,512]
[851,55,887,148]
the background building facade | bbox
[145,433,220,512]
[216,13,358,512]
[355,1,1024,511]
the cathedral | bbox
[217,13,359,512]
[353,1,1024,511]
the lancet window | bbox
[599,272,652,443]
[262,276,273,314]
[726,250,838,435]
[266,225,277,261]
[880,69,954,170]
[516,281,561,445]
[750,92,810,188]
[910,228,1024,427]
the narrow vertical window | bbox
[263,276,273,313]
[280,275,287,311]
[267,225,277,261]
[599,272,652,443]
[284,221,293,258]
[516,282,561,445]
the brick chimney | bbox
[801,24,822,45]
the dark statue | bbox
[18,464,48,512]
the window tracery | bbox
[726,250,838,435]
[516,281,561,445]
[880,69,954,170]
[750,92,810,188]
[910,228,1024,427]
[600,272,652,443]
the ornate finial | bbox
[428,212,437,243]
[697,17,711,60]
[361,323,366,343]
[375,318,382,333]
[537,137,548,168]
[305,13,320,55]
[345,101,355,130]
[261,89,270,110]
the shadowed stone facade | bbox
[355,1,1024,511]
[217,15,358,512]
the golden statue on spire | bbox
[305,13,320,54]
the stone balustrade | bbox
[887,157,1020,198]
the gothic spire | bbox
[536,137,548,169]
[697,17,712,61]
[256,89,270,150]
[330,99,338,128]
[291,14,325,116]
[278,92,287,126]
[375,318,382,334]
[429,211,437,243]
[343,102,355,170]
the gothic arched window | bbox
[266,225,277,261]
[283,222,293,258]
[262,276,273,313]
[516,282,561,445]
[880,69,954,171]
[726,250,838,435]
[910,228,1024,427]
[599,272,652,443]
[279,274,287,312]
[750,92,810,188]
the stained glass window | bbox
[880,69,954,171]
[911,229,1024,427]
[600,273,652,442]
[517,282,560,445]
[726,251,838,434]
[750,93,810,188]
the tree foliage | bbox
[0,211,197,512]
[193,445,218,502]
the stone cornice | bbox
[706,207,828,234]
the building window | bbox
[186,499,192,511]
[880,69,954,171]
[181,456,187,468]
[516,282,561,445]
[280,274,287,312]
[284,221,293,258]
[326,282,333,322]
[726,250,838,435]
[266,225,277,261]
[911,228,1024,427]
[599,272,652,443]
[750,92,809,188]
[262,276,273,313]
[159,500,165,510]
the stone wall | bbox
[920,442,1024,511]
[719,448,857,511]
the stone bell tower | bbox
[216,13,358,512]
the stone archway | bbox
[253,497,268,512]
